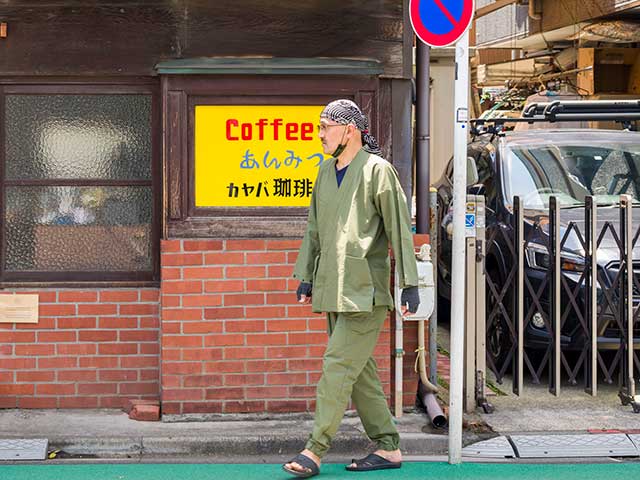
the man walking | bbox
[283,99,419,478]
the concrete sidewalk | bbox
[0,409,461,462]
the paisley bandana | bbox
[320,99,382,155]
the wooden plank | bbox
[475,0,518,19]
[4,1,168,5]
[477,58,539,85]
[167,90,185,221]
[163,74,378,97]
[151,83,162,277]
[630,52,640,95]
[378,80,393,164]
[476,48,516,66]
[0,2,408,78]
[390,79,412,203]
[168,217,307,238]
[402,0,412,79]
[577,48,596,95]
[0,5,176,75]
[541,0,640,32]
[596,48,640,66]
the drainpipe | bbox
[419,380,447,429]
[412,40,446,427]
[397,40,431,418]
[415,41,430,235]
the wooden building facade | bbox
[0,0,422,417]
[473,0,640,95]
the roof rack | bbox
[471,100,640,135]
[522,100,640,118]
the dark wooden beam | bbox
[0,1,408,78]
[391,79,413,204]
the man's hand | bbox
[296,282,313,304]
[400,286,419,316]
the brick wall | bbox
[0,237,428,413]
[0,289,160,408]
[399,320,420,408]
[160,239,393,415]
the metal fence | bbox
[464,194,640,413]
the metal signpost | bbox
[409,0,474,464]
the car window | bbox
[592,150,640,198]
[506,150,552,207]
[503,141,640,208]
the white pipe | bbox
[417,319,438,392]
[414,244,439,394]
[395,310,403,418]
[448,30,470,466]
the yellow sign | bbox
[195,105,326,207]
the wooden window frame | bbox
[187,94,339,219]
[164,75,380,238]
[0,79,161,287]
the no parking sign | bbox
[409,0,475,47]
[410,0,475,466]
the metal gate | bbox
[462,194,640,412]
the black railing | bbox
[481,195,640,411]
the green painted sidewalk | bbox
[2,462,640,480]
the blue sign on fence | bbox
[465,213,475,229]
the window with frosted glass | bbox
[3,93,156,279]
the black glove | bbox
[296,282,313,301]
[400,286,420,314]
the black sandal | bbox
[282,453,320,478]
[345,452,402,472]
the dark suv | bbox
[435,121,640,367]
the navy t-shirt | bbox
[336,165,348,187]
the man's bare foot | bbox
[285,449,321,474]
[347,449,402,469]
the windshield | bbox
[503,141,640,208]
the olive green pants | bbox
[305,306,400,458]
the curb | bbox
[47,432,450,459]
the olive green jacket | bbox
[293,148,418,313]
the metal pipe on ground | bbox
[419,381,447,429]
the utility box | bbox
[395,244,435,321]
